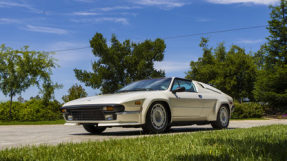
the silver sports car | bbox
[61,77,234,134]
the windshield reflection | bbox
[117,78,172,93]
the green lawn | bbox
[0,120,65,125]
[0,125,286,161]
[231,117,268,120]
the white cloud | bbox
[0,1,29,8]
[206,0,279,5]
[132,0,187,8]
[0,18,21,24]
[71,17,129,25]
[154,61,190,73]
[72,6,140,17]
[73,11,100,16]
[24,25,68,34]
[0,1,42,13]
[237,39,264,44]
[98,6,141,11]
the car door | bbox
[169,78,205,121]
[194,82,219,118]
[197,92,218,118]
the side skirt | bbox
[171,121,211,126]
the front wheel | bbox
[211,106,230,129]
[83,124,106,134]
[142,102,169,134]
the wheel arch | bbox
[211,102,231,129]
[141,99,172,124]
[217,103,231,117]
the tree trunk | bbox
[9,94,13,120]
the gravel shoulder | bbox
[0,119,286,150]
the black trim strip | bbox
[171,121,211,126]
[61,104,123,110]
[61,104,125,113]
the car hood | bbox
[63,91,160,107]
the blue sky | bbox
[0,0,280,102]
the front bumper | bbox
[61,104,142,127]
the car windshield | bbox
[117,78,172,93]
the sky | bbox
[0,0,280,102]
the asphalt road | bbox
[1,119,287,150]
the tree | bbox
[253,44,268,70]
[265,0,287,67]
[74,33,166,94]
[220,45,257,101]
[0,44,57,119]
[41,80,63,105]
[62,84,87,103]
[30,95,41,100]
[186,38,216,83]
[17,96,25,103]
[254,0,287,109]
[186,38,257,102]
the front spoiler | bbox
[65,122,142,127]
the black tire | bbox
[83,124,106,134]
[211,105,230,129]
[164,124,172,132]
[142,102,169,134]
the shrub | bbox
[0,99,62,121]
[232,102,265,119]
[0,102,23,121]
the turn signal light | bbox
[103,106,114,111]
[135,100,141,105]
[61,109,66,113]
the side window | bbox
[172,79,196,92]
[172,79,180,90]
[190,82,196,92]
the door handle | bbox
[198,95,203,99]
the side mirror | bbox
[172,87,185,94]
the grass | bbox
[0,125,286,161]
[231,117,268,120]
[0,120,65,125]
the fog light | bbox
[67,115,73,121]
[105,114,113,120]
[103,106,114,111]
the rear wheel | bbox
[142,102,169,134]
[83,124,106,134]
[211,106,230,129]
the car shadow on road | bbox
[71,127,235,136]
